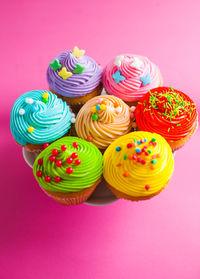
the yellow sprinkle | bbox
[91,106,97,113]
[100,104,106,110]
[72,46,85,59]
[43,92,49,99]
[28,126,34,133]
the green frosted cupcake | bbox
[33,137,103,205]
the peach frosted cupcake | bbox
[134,87,198,151]
[103,131,174,201]
[75,95,132,150]
[103,54,162,106]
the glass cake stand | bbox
[23,148,119,206]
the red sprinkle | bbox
[54,176,61,183]
[137,158,142,162]
[66,167,73,174]
[37,158,43,165]
[127,143,132,148]
[123,171,129,177]
[43,143,49,149]
[140,139,145,143]
[145,151,149,156]
[49,155,56,162]
[145,185,150,190]
[152,142,157,146]
[55,160,62,167]
[61,145,67,151]
[132,155,137,160]
[71,152,78,159]
[36,170,42,177]
[45,176,51,182]
[52,149,58,156]
[75,159,81,165]
[141,160,146,165]
[141,148,146,152]
[149,142,153,145]
[73,142,78,148]
[116,163,121,167]
[66,157,73,164]
[143,145,148,149]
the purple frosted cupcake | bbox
[47,46,103,112]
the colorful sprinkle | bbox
[25,98,34,104]
[137,141,141,145]
[150,165,155,170]
[137,158,142,162]
[145,151,149,156]
[135,148,141,153]
[116,146,121,151]
[151,138,156,142]
[66,167,73,174]
[49,59,62,71]
[96,104,101,110]
[152,155,156,159]
[73,142,78,148]
[87,136,93,142]
[75,159,81,165]
[52,149,58,156]
[147,150,151,154]
[91,106,97,113]
[36,170,43,177]
[44,176,51,182]
[19,108,25,115]
[71,152,78,159]
[28,126,34,133]
[116,163,121,167]
[133,155,137,160]
[130,106,136,112]
[55,160,62,167]
[123,170,129,177]
[144,139,147,142]
[38,158,43,165]
[100,104,106,110]
[112,70,126,83]
[72,46,85,58]
[43,93,49,99]
[49,155,56,162]
[151,159,157,164]
[73,63,85,74]
[145,185,150,190]
[98,98,103,104]
[141,160,146,165]
[71,117,76,124]
[128,154,133,160]
[130,57,143,70]
[61,145,67,151]
[58,67,72,80]
[124,155,128,160]
[43,143,49,149]
[92,114,99,120]
[54,176,61,183]
[127,143,132,148]
[140,73,151,86]
[66,157,73,164]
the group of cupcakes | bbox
[10,46,198,205]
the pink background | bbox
[1,0,200,278]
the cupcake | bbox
[47,46,103,112]
[33,137,103,205]
[134,87,198,151]
[103,54,162,106]
[103,131,174,201]
[75,95,132,150]
[10,90,72,153]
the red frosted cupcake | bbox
[134,87,198,151]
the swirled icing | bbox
[10,90,71,145]
[103,132,174,199]
[135,87,198,142]
[33,137,103,192]
[75,95,132,149]
[103,54,162,102]
[47,50,102,97]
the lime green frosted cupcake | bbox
[33,137,103,205]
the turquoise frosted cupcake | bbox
[10,90,72,152]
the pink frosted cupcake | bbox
[103,54,163,106]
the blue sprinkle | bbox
[144,139,147,142]
[135,148,141,153]
[96,104,101,110]
[137,141,141,145]
[116,146,121,151]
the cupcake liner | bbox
[106,181,168,202]
[50,84,103,113]
[41,177,102,206]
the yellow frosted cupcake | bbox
[103,131,174,201]
[75,95,132,150]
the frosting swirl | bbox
[103,132,174,199]
[10,90,71,145]
[47,49,102,97]
[135,87,198,142]
[33,137,103,192]
[103,54,162,102]
[75,95,132,149]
